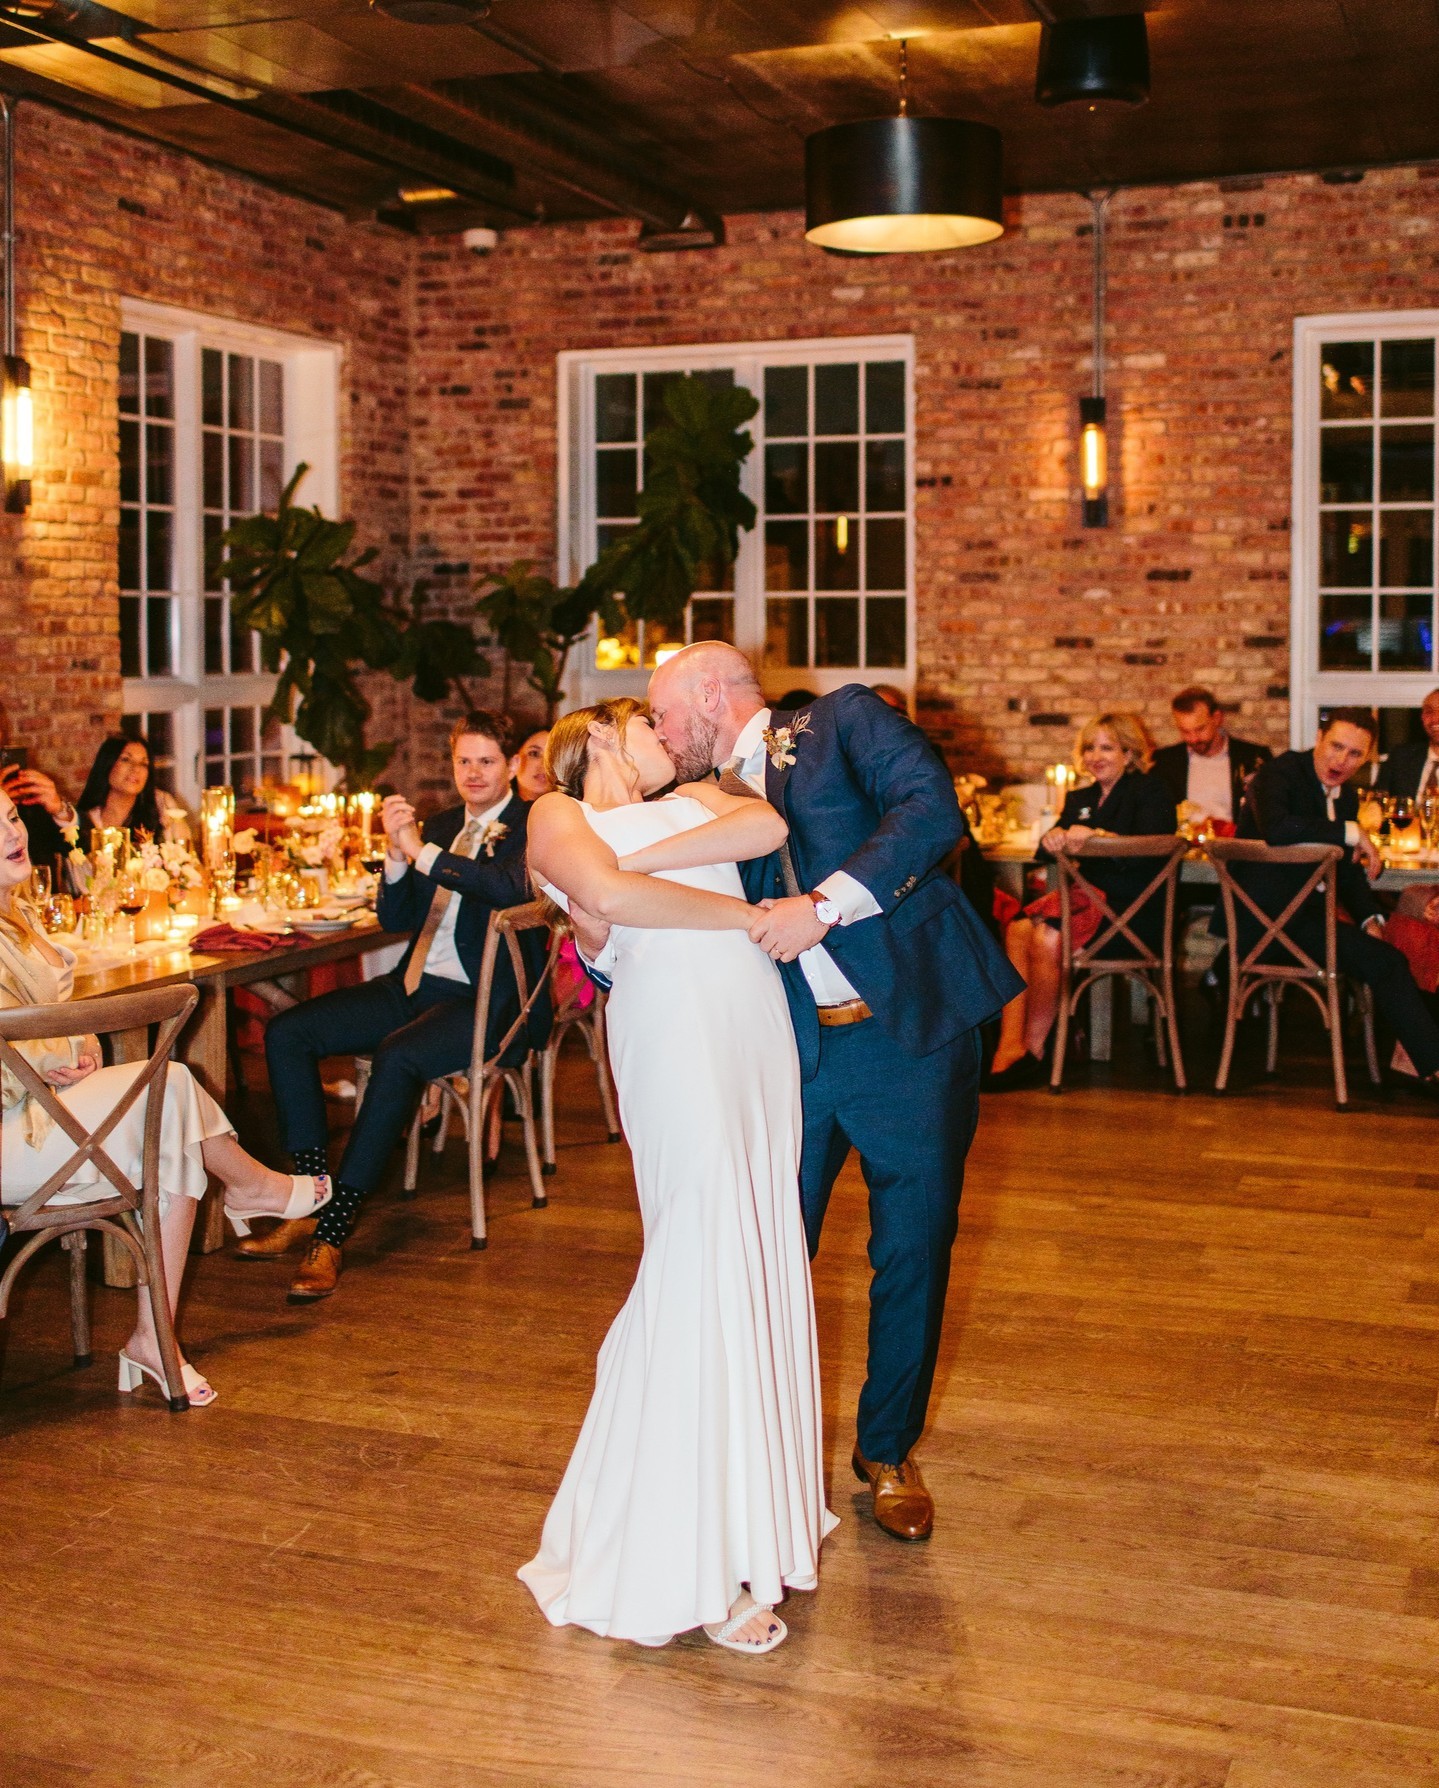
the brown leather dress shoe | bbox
[287,1239,342,1303]
[852,1448,934,1542]
[233,1216,318,1259]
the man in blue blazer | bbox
[251,711,542,1302]
[643,643,1023,1541]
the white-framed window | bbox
[119,298,340,808]
[558,335,915,707]
[1292,310,1438,757]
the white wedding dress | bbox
[518,794,838,1645]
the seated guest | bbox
[1234,708,1439,1091]
[0,788,330,1406]
[0,755,77,874]
[1376,687,1439,801]
[247,711,545,1302]
[74,732,186,849]
[1151,685,1271,830]
[989,711,1177,1089]
[510,726,551,803]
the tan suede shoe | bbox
[232,1216,318,1259]
[287,1239,342,1303]
[852,1448,934,1542]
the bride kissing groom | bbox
[519,642,1021,1654]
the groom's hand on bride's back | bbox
[748,895,830,962]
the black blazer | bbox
[1039,769,1178,949]
[1235,748,1379,931]
[376,795,545,1022]
[1151,734,1272,820]
[1376,739,1435,801]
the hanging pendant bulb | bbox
[1079,395,1108,527]
[805,40,1003,254]
[1036,14,1150,108]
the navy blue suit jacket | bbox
[739,686,1023,1078]
[376,796,548,1049]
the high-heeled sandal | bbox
[118,1351,217,1408]
[703,1593,787,1655]
[225,1173,331,1238]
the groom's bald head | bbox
[648,642,765,782]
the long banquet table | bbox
[71,917,406,1283]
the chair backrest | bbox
[1205,838,1339,981]
[467,899,562,1079]
[1056,834,1187,967]
[0,980,199,1233]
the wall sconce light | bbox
[0,98,28,516]
[1079,394,1107,527]
[1080,190,1114,528]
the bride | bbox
[519,697,837,1654]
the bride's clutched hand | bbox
[47,1046,101,1088]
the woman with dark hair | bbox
[75,734,184,849]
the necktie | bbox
[717,758,801,897]
[403,816,483,994]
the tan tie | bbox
[717,758,801,897]
[403,816,482,994]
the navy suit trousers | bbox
[264,971,475,1193]
[799,1017,983,1463]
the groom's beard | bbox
[665,715,720,785]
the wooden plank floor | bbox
[3,1030,1439,1787]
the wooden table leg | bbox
[102,1024,151,1289]
[180,981,231,1255]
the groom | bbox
[633,642,1022,1541]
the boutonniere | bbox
[761,712,812,770]
[1076,806,1093,821]
[477,820,508,858]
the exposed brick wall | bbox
[410,166,1439,781]
[1,100,412,796]
[7,93,1439,800]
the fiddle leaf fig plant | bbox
[478,373,758,718]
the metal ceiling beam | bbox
[380,80,702,233]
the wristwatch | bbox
[808,889,840,927]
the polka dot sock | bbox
[314,1180,367,1249]
[290,1146,329,1180]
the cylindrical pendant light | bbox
[1036,15,1150,108]
[805,41,1003,254]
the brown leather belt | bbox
[816,998,872,1028]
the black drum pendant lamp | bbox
[1036,14,1150,109]
[805,40,1003,254]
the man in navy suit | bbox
[638,642,1023,1541]
[1376,688,1439,802]
[250,711,540,1303]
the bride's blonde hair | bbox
[544,697,648,798]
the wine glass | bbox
[30,863,51,904]
[114,869,146,954]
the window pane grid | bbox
[591,368,738,671]
[202,347,284,678]
[204,703,283,797]
[1316,336,1435,674]
[762,358,908,671]
[119,331,177,680]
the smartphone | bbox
[0,747,28,772]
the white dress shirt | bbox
[384,793,511,986]
[728,708,879,1007]
[1184,743,1232,823]
[1417,748,1438,799]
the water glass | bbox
[30,863,51,903]
[42,892,75,935]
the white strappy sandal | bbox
[225,1173,331,1237]
[703,1593,787,1655]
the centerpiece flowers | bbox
[281,817,345,872]
[131,838,206,895]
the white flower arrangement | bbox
[283,819,345,870]
[126,839,205,894]
[477,819,509,858]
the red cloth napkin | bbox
[1385,914,1439,994]
[190,923,288,953]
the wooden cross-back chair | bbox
[539,978,620,1177]
[1052,834,1188,1092]
[397,900,560,1249]
[0,982,199,1410]
[1207,839,1379,1107]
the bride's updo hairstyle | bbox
[544,696,648,798]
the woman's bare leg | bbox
[200,1130,301,1214]
[1023,923,1064,1057]
[990,920,1034,1072]
[122,1191,198,1375]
